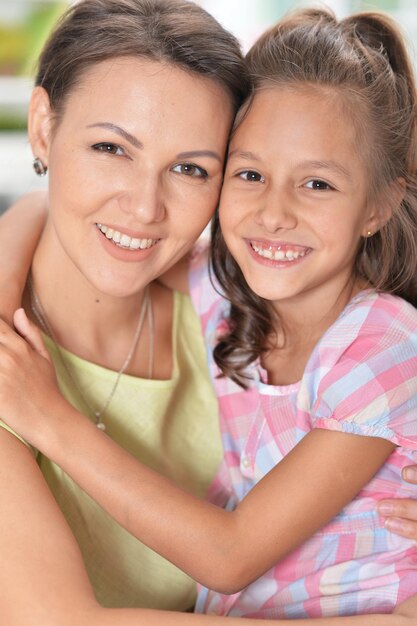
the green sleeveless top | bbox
[7,291,221,610]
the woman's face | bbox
[31,57,234,297]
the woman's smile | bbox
[96,223,160,250]
[37,56,233,298]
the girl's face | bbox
[31,57,234,297]
[219,86,380,312]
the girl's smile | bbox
[220,86,380,317]
[248,239,312,266]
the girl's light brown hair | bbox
[211,7,417,387]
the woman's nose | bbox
[121,176,166,224]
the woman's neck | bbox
[27,228,151,371]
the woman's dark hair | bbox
[211,7,417,387]
[36,0,249,119]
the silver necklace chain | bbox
[27,275,154,431]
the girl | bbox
[1,5,417,625]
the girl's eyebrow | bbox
[227,151,352,180]
[86,122,143,149]
[228,149,261,162]
[298,160,352,180]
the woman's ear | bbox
[362,177,405,237]
[28,87,53,167]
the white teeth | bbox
[130,238,141,250]
[119,234,131,247]
[96,224,158,250]
[251,242,306,261]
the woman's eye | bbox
[238,170,264,183]
[172,163,208,178]
[305,179,333,191]
[92,143,125,156]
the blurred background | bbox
[0,0,416,212]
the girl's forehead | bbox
[233,84,362,149]
[228,86,370,185]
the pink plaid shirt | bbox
[189,244,417,619]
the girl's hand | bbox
[377,466,417,541]
[0,309,62,448]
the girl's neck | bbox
[263,277,365,385]
[272,275,363,341]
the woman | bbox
[0,0,248,621]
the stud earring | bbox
[366,231,372,237]
[33,157,48,177]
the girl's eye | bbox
[172,163,208,178]
[305,179,333,191]
[238,170,265,183]
[92,143,125,156]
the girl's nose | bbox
[254,189,297,233]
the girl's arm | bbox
[0,191,47,323]
[0,319,413,625]
[38,406,395,593]
[8,426,406,626]
[0,314,398,597]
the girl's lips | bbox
[247,239,312,266]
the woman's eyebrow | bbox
[86,122,143,149]
[86,125,221,162]
[175,150,222,162]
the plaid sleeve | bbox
[188,238,230,340]
[301,293,417,448]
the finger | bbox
[377,498,417,541]
[383,516,417,541]
[402,465,417,484]
[377,498,417,519]
[13,308,51,362]
[0,315,23,347]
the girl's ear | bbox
[28,87,54,167]
[362,177,405,237]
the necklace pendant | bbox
[28,277,153,436]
